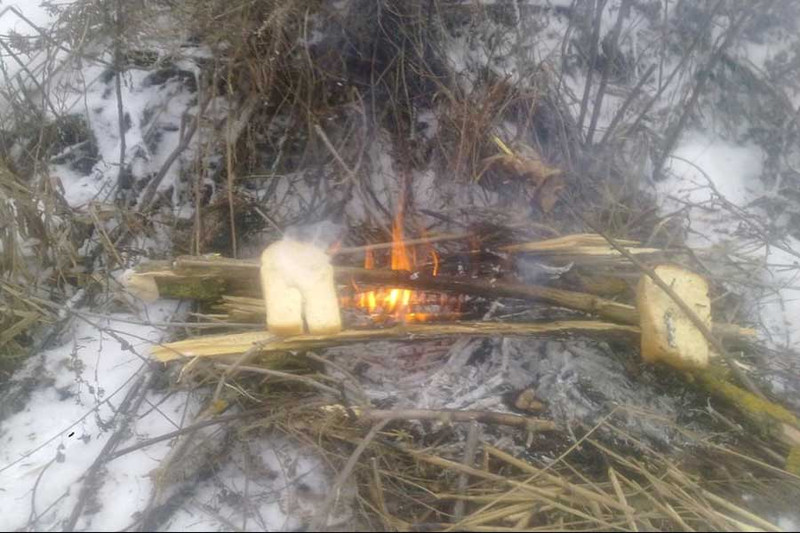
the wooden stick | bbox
[334,232,471,256]
[132,257,755,341]
[150,320,640,362]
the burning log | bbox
[126,256,755,342]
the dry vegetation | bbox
[2,0,800,530]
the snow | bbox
[0,1,73,113]
[0,302,182,530]
[0,1,56,37]
[0,298,340,531]
[656,131,765,245]
[48,59,203,209]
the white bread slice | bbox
[260,239,342,336]
[636,265,711,370]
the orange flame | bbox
[353,205,441,321]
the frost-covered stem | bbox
[113,0,126,194]
[652,7,753,180]
[586,0,631,146]
[576,0,608,135]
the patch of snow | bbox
[777,515,799,532]
[0,302,181,531]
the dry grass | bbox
[158,364,798,531]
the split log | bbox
[129,256,754,342]
[150,320,640,362]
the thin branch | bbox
[138,82,211,211]
[107,405,281,461]
[599,63,656,146]
[334,232,471,255]
[576,0,608,134]
[359,408,556,432]
[64,370,150,530]
[113,0,126,199]
[586,0,631,146]
[652,6,755,179]
[211,362,342,397]
[310,420,391,531]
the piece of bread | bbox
[260,239,342,336]
[636,265,711,370]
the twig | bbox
[576,0,608,134]
[139,82,211,211]
[113,0,127,199]
[211,342,270,405]
[211,362,342,397]
[566,204,766,399]
[599,63,656,146]
[310,420,391,531]
[453,421,481,522]
[64,370,150,530]
[585,0,631,146]
[652,6,755,179]
[106,404,284,461]
[334,232,471,255]
[314,124,355,182]
[224,83,239,257]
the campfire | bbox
[346,214,462,324]
[123,229,800,532]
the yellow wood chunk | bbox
[637,265,711,370]
[260,239,342,336]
